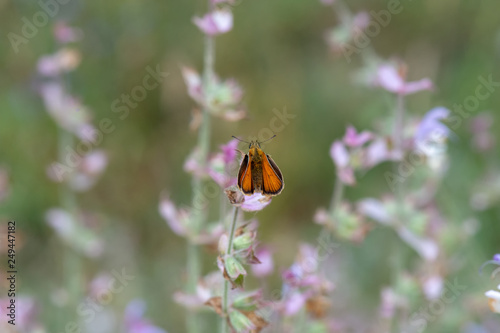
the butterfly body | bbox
[237,140,284,197]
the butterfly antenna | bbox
[232,136,250,144]
[260,134,276,144]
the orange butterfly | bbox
[233,135,284,197]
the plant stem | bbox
[186,3,216,331]
[390,93,406,331]
[57,128,82,325]
[221,207,239,333]
[329,175,344,229]
[393,93,405,157]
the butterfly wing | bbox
[238,154,254,195]
[262,154,284,196]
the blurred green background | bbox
[1,0,500,332]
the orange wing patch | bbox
[262,154,284,196]
[238,155,254,195]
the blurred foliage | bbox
[1,0,500,332]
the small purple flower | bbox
[193,10,233,36]
[374,64,433,95]
[39,82,96,141]
[422,275,444,300]
[240,193,272,212]
[414,107,451,148]
[280,243,334,318]
[181,67,204,105]
[181,67,246,121]
[124,300,167,333]
[208,138,239,188]
[45,208,103,258]
[54,21,83,43]
[174,271,223,310]
[47,150,108,191]
[283,292,308,316]
[352,12,370,31]
[37,48,81,77]
[158,194,190,237]
[330,141,355,185]
[485,286,500,314]
[183,147,207,178]
[251,246,274,278]
[363,137,400,168]
[220,138,239,165]
[343,125,373,147]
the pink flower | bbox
[485,285,500,314]
[158,195,190,237]
[343,125,373,147]
[181,67,246,121]
[208,138,239,188]
[183,147,207,178]
[363,137,399,168]
[352,12,370,31]
[54,21,83,43]
[414,107,451,148]
[37,48,81,77]
[193,10,233,36]
[220,138,239,165]
[181,67,204,105]
[39,82,96,141]
[283,292,308,316]
[240,193,272,212]
[47,150,108,191]
[124,300,167,333]
[174,271,224,310]
[45,208,103,257]
[375,64,433,95]
[422,275,444,300]
[251,247,274,278]
[330,141,355,185]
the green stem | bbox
[186,4,216,332]
[393,93,405,157]
[329,175,344,229]
[221,207,239,333]
[57,128,82,325]
[390,93,406,331]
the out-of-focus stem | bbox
[57,128,82,324]
[221,207,239,333]
[390,93,405,332]
[186,2,216,332]
[393,93,405,156]
[329,175,344,228]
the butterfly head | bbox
[249,140,261,149]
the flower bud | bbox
[228,310,255,332]
[225,256,246,279]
